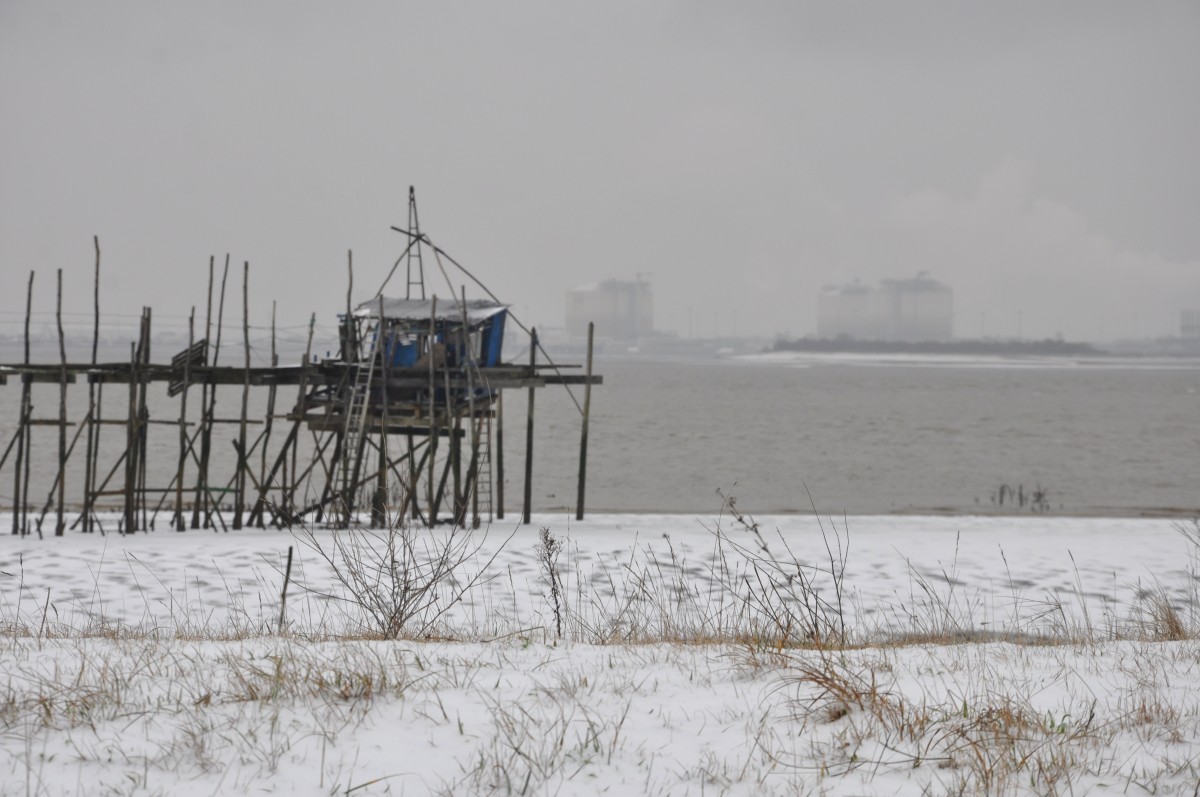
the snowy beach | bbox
[3,512,1199,795]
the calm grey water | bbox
[525,355,1200,517]
[2,354,1197,518]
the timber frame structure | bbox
[1,190,601,536]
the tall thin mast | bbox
[405,186,426,299]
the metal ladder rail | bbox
[339,322,379,524]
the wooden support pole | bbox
[407,432,419,521]
[523,327,536,525]
[193,257,220,527]
[234,261,250,530]
[340,249,355,525]
[13,272,33,536]
[344,250,354,358]
[88,381,104,534]
[426,296,437,526]
[575,321,594,521]
[496,390,504,520]
[192,256,215,529]
[447,354,462,526]
[259,300,278,528]
[468,417,482,529]
[459,285,476,528]
[138,308,152,530]
[55,270,67,535]
[83,236,100,532]
[205,256,229,527]
[289,313,315,516]
[175,309,194,530]
[372,297,388,528]
[20,405,34,533]
[124,341,137,533]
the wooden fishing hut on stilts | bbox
[0,188,601,536]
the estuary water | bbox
[526,352,1200,517]
[1,351,1197,519]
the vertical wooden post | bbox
[469,418,481,528]
[124,341,137,533]
[575,321,594,521]
[175,309,194,530]
[426,296,437,525]
[55,270,67,536]
[495,390,504,520]
[460,286,479,528]
[259,300,277,529]
[89,381,104,535]
[340,250,354,524]
[83,237,100,532]
[192,257,215,528]
[205,256,229,527]
[407,432,419,520]
[137,307,151,530]
[376,295,391,525]
[446,351,461,525]
[19,375,33,538]
[290,313,315,516]
[12,272,33,536]
[234,261,250,530]
[373,296,388,528]
[522,327,537,525]
[345,250,354,357]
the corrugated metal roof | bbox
[353,297,508,323]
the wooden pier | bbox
[2,197,601,536]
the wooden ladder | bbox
[471,413,493,527]
[339,322,378,525]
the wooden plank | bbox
[0,363,582,389]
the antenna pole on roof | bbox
[405,186,426,300]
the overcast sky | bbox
[2,1,1198,347]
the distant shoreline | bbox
[770,337,1104,357]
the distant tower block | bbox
[566,278,653,340]
[1182,310,1200,339]
[818,273,953,342]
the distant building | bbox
[566,279,653,340]
[818,274,953,342]
[1183,310,1200,339]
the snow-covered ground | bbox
[2,512,1199,795]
